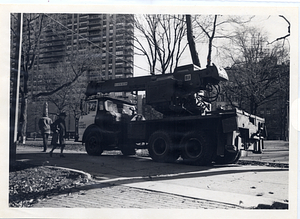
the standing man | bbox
[49,112,67,158]
[38,105,52,152]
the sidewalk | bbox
[239,141,289,165]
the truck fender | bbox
[82,124,102,143]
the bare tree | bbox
[134,14,187,74]
[34,47,98,99]
[11,13,46,143]
[193,15,254,67]
[222,26,289,115]
[67,80,86,124]
[36,44,100,113]
[10,13,97,142]
[268,15,290,45]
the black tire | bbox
[253,139,263,154]
[85,132,103,156]
[180,131,214,166]
[148,131,179,163]
[121,144,136,156]
[214,150,241,164]
[258,139,263,153]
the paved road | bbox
[12,140,289,210]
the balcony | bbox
[124,69,133,74]
[124,63,133,68]
[116,62,124,67]
[79,14,89,19]
[89,14,102,20]
[89,36,102,41]
[41,45,65,52]
[79,26,88,31]
[125,23,134,28]
[41,57,64,64]
[46,37,65,43]
[89,31,101,36]
[115,57,124,62]
[88,20,101,26]
[116,23,124,28]
[125,56,133,62]
[89,26,100,31]
[124,29,134,35]
[79,22,88,27]
[40,51,65,58]
[115,68,124,74]
[116,46,123,51]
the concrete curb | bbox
[44,165,93,180]
[238,159,289,167]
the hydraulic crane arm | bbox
[86,74,161,96]
[86,64,228,97]
[85,64,228,116]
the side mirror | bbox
[80,99,86,115]
[80,99,83,111]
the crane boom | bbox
[86,64,228,96]
[85,64,228,116]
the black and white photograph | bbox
[1,1,298,219]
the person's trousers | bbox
[42,133,49,151]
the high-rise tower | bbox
[11,13,135,135]
[37,14,134,82]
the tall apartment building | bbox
[11,13,135,135]
[37,13,134,82]
[66,14,134,81]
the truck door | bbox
[77,100,98,141]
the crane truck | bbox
[76,63,266,165]
[76,15,266,165]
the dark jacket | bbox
[51,117,67,146]
[53,117,66,137]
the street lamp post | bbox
[10,13,23,164]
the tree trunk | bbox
[186,15,201,68]
[206,15,217,67]
[249,95,257,115]
[18,95,28,144]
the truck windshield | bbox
[81,100,97,115]
[88,100,97,112]
[105,100,135,121]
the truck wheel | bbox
[214,150,241,164]
[148,131,179,163]
[121,144,136,156]
[85,132,103,156]
[180,131,213,166]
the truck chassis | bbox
[78,96,265,166]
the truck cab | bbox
[77,95,139,155]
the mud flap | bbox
[225,131,242,153]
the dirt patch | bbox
[9,161,92,207]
